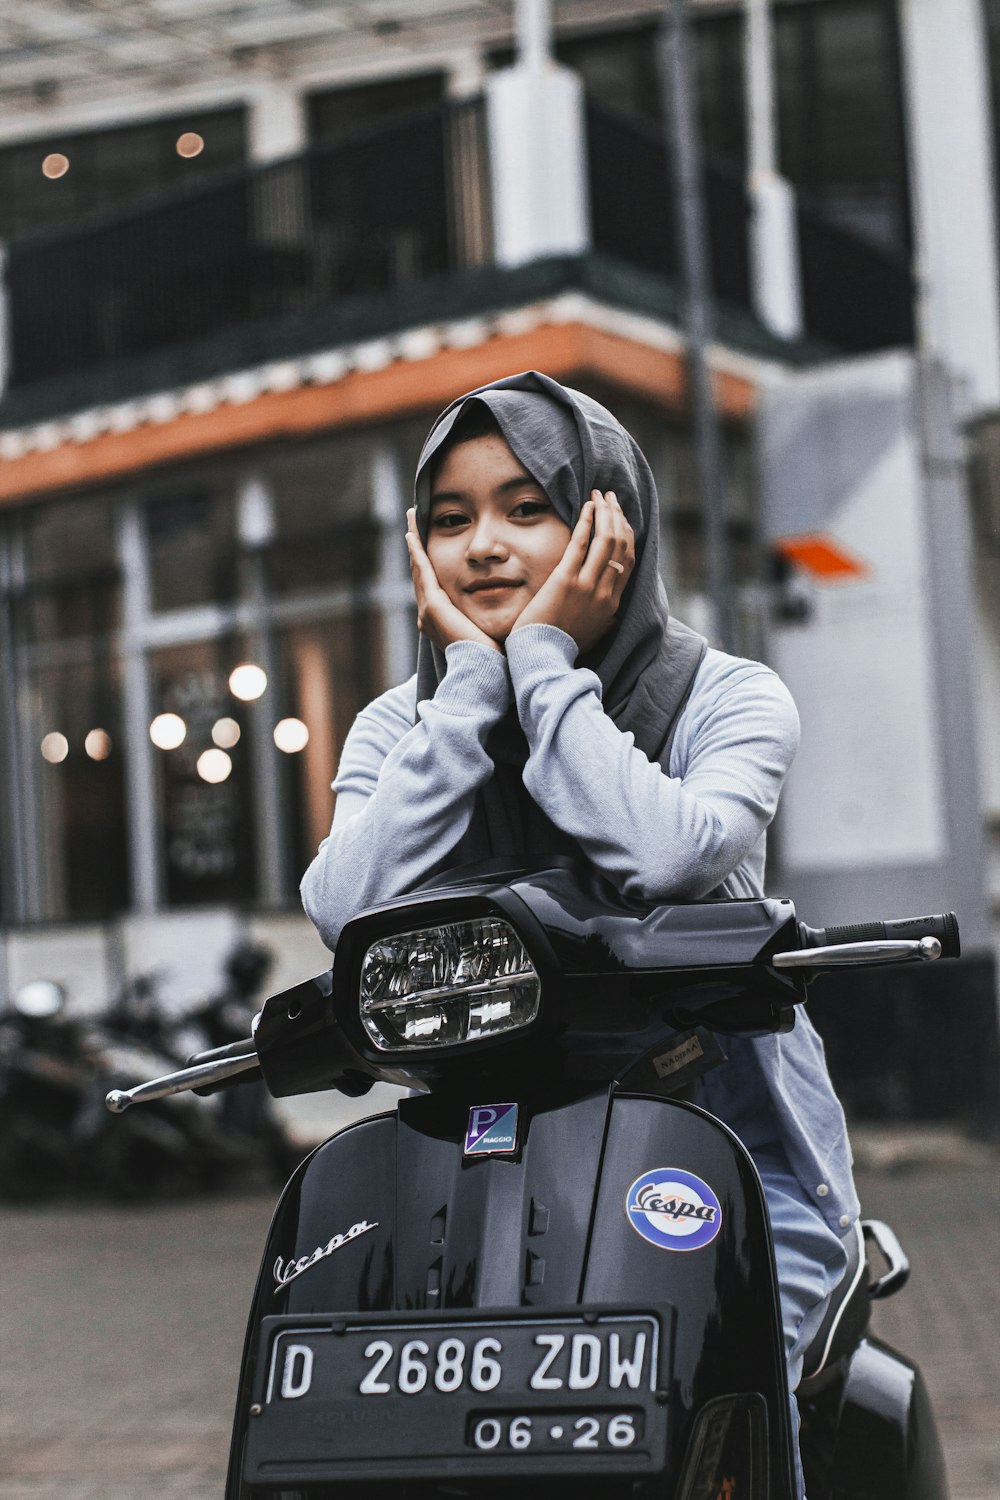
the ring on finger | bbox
[607,559,625,574]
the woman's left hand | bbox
[510,490,635,652]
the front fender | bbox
[226,1088,795,1498]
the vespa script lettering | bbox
[634,1185,717,1222]
[274,1218,379,1288]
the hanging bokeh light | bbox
[211,716,241,749]
[40,731,69,763]
[197,748,232,784]
[229,663,267,701]
[149,712,187,749]
[84,728,113,761]
[42,153,70,179]
[176,131,205,159]
[273,717,309,753]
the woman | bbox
[301,370,857,1496]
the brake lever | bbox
[105,1048,258,1113]
[772,936,942,970]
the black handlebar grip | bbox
[800,912,960,958]
[186,1036,256,1068]
[186,1035,261,1096]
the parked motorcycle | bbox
[0,944,293,1200]
[107,859,957,1498]
[103,940,298,1186]
[0,979,207,1199]
[104,940,273,1064]
[0,980,96,1199]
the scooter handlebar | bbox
[772,910,960,972]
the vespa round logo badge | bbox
[625,1168,723,1252]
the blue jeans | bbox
[697,1057,851,1499]
[758,1146,850,1500]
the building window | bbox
[0,426,414,925]
[773,0,910,251]
[260,434,374,596]
[29,655,128,922]
[555,23,664,128]
[25,493,120,643]
[694,12,747,168]
[0,107,246,242]
[2,495,127,922]
[308,73,446,145]
[147,639,255,907]
[549,3,908,252]
[982,0,1000,227]
[146,484,238,613]
[549,14,746,162]
[276,611,383,883]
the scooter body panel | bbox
[228,1087,797,1497]
[802,1337,949,1500]
[587,1092,793,1490]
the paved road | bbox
[852,1160,999,1500]
[1,1157,997,1499]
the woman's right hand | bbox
[406,509,502,653]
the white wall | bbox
[758,350,990,947]
[3,907,331,1018]
[5,924,115,1015]
[764,356,945,874]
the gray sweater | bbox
[301,623,859,1233]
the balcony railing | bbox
[585,101,752,313]
[5,100,491,391]
[2,95,914,399]
[585,98,914,353]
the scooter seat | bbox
[797,1219,869,1387]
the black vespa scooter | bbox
[107,860,957,1499]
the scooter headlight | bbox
[359,917,540,1050]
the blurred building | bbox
[0,1,997,1113]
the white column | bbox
[117,501,160,914]
[447,48,486,101]
[517,0,552,69]
[236,473,288,907]
[899,0,1000,413]
[248,82,307,163]
[744,0,802,340]
[247,84,308,250]
[486,0,590,267]
[371,441,416,688]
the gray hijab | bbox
[413,370,707,864]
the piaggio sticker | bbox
[464,1102,519,1156]
[625,1168,722,1252]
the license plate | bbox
[243,1308,669,1483]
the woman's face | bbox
[426,432,571,645]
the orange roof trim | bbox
[0,318,756,506]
